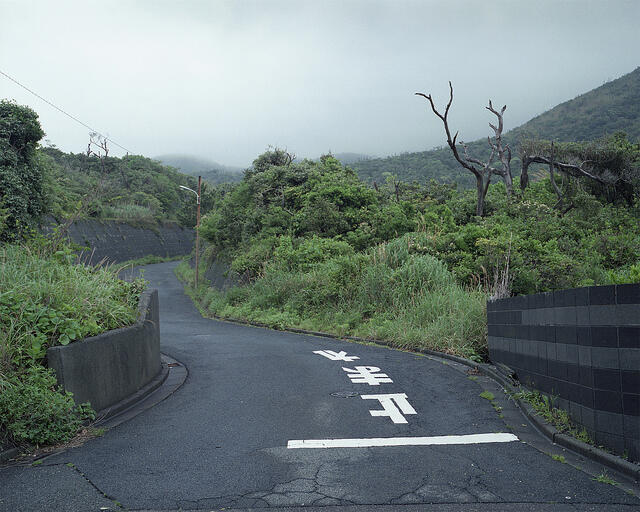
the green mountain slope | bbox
[41,148,201,226]
[353,67,640,186]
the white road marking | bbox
[287,433,519,449]
[360,393,416,423]
[313,350,360,361]
[342,366,393,385]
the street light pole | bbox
[179,177,201,289]
[195,175,201,289]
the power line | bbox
[0,68,134,154]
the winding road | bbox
[1,262,638,511]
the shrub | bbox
[0,367,95,446]
[0,243,145,374]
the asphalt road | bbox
[1,262,638,511]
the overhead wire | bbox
[0,68,134,154]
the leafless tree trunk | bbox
[416,83,502,216]
[520,156,531,191]
[486,101,513,197]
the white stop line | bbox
[287,432,519,449]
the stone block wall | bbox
[487,284,640,462]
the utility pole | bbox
[195,175,201,289]
[179,177,202,290]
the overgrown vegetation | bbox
[0,238,145,447]
[40,147,212,228]
[177,233,487,358]
[512,390,593,445]
[179,144,639,360]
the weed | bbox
[174,241,488,361]
[479,391,495,401]
[468,376,478,381]
[593,472,618,486]
[551,454,566,463]
[512,390,595,445]
[0,239,142,448]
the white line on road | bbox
[287,433,519,449]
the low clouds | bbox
[1,0,638,167]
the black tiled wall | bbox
[488,284,640,462]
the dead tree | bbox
[520,139,609,207]
[486,101,513,197]
[416,82,511,216]
[87,132,109,157]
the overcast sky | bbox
[1,0,639,168]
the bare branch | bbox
[524,155,606,184]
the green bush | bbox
[0,236,145,448]
[0,367,94,446]
[273,235,354,271]
[0,242,145,374]
[179,235,488,360]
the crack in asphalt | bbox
[36,462,124,510]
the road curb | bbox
[199,310,640,483]
[0,447,20,464]
[0,353,184,466]
[94,357,170,425]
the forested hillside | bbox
[353,67,640,186]
[41,148,203,227]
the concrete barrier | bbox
[47,289,161,413]
[43,217,195,264]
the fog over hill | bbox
[155,154,243,184]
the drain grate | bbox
[331,391,359,398]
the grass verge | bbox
[175,237,488,360]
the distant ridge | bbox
[156,154,243,184]
[353,67,640,187]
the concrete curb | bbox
[0,354,185,466]
[199,311,640,483]
[94,360,170,425]
[0,447,20,464]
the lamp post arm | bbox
[179,185,200,204]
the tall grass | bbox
[177,233,487,359]
[0,243,144,377]
[102,203,155,222]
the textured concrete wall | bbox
[47,289,161,413]
[488,284,640,462]
[203,260,242,290]
[61,219,194,264]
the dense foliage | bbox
[178,238,487,359]
[184,150,640,360]
[353,67,640,186]
[0,100,46,241]
[201,150,640,295]
[41,148,211,227]
[0,238,145,447]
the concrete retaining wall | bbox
[487,284,640,462]
[58,219,194,264]
[47,289,161,413]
